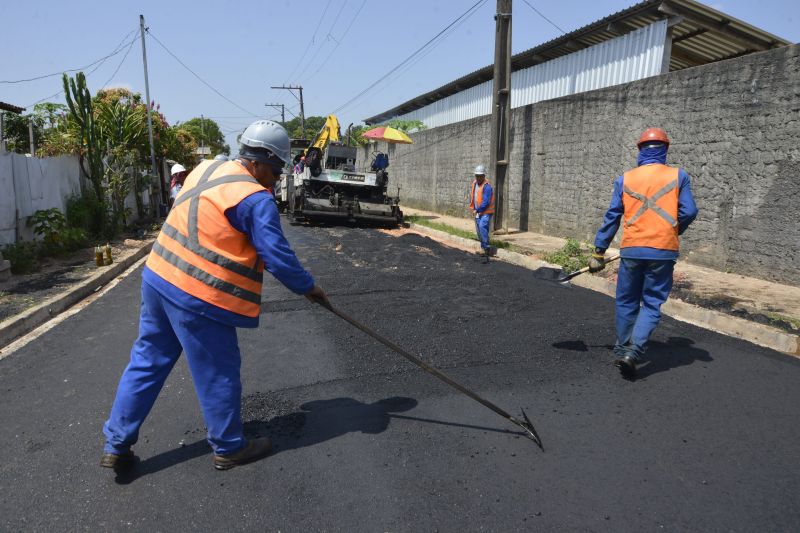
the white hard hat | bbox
[239,120,291,164]
[171,163,186,175]
[213,154,229,161]
[474,164,486,175]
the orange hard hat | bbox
[637,128,669,147]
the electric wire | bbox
[283,0,333,84]
[302,0,368,84]
[520,0,566,34]
[293,0,350,82]
[146,29,261,118]
[332,0,489,115]
[1,30,138,84]
[100,35,137,89]
[366,0,487,101]
[23,30,140,107]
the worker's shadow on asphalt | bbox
[243,396,419,453]
[552,336,712,379]
[114,396,419,484]
[635,337,712,379]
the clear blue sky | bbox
[2,0,797,152]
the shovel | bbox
[556,254,620,285]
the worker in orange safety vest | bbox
[469,165,495,260]
[101,120,329,471]
[590,128,698,379]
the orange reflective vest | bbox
[469,180,495,215]
[146,160,266,317]
[621,164,680,251]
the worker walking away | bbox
[101,120,329,471]
[590,128,698,379]
[168,163,188,209]
[469,165,495,261]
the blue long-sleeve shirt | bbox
[594,145,698,260]
[143,190,314,328]
[472,181,494,214]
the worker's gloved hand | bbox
[588,249,606,273]
[305,285,331,309]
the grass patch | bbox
[406,215,512,249]
[541,238,590,273]
[764,312,800,332]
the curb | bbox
[0,241,154,349]
[407,223,800,357]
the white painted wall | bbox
[0,152,83,245]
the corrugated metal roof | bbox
[364,0,791,124]
[398,21,669,129]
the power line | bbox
[284,0,333,84]
[302,0,368,84]
[332,0,489,115]
[101,35,137,90]
[146,28,261,118]
[520,0,566,34]
[294,0,350,82]
[25,32,139,108]
[1,30,138,84]
[369,0,486,98]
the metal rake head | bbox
[511,409,544,450]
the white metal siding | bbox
[397,20,667,129]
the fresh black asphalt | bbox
[1,223,799,532]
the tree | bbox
[280,115,328,140]
[177,117,229,157]
[386,119,426,133]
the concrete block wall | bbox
[358,45,800,286]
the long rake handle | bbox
[315,301,542,448]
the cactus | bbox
[63,72,107,233]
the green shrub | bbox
[62,227,89,252]
[542,238,590,273]
[3,241,41,274]
[66,194,92,232]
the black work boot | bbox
[100,450,137,471]
[614,355,637,379]
[213,438,272,471]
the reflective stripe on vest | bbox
[620,164,680,251]
[469,180,495,215]
[147,160,267,316]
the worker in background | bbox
[214,154,229,161]
[293,155,305,174]
[101,120,329,471]
[168,163,188,209]
[469,165,495,260]
[590,128,698,379]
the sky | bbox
[1,0,797,153]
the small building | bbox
[364,0,790,129]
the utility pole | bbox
[270,85,304,137]
[139,15,161,206]
[490,0,512,233]
[200,114,205,158]
[265,103,285,124]
[28,118,35,156]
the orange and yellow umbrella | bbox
[362,126,413,144]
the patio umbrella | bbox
[362,126,413,144]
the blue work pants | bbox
[474,214,492,251]
[103,282,245,456]
[614,258,675,360]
